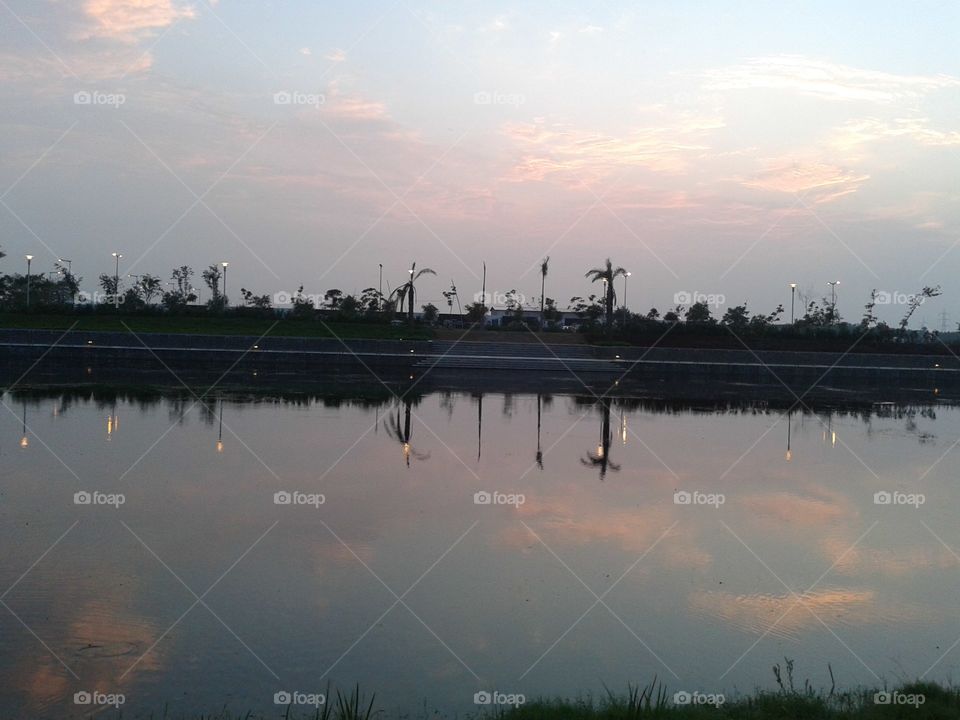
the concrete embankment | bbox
[0,329,955,400]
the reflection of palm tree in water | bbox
[581,400,620,479]
[535,394,543,470]
[384,398,430,466]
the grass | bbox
[102,680,960,719]
[0,313,432,340]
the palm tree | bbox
[390,262,436,326]
[539,256,549,329]
[585,258,627,331]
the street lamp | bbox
[112,252,123,308]
[221,261,229,305]
[623,271,631,329]
[379,263,383,311]
[828,280,840,320]
[24,255,33,309]
[789,283,797,323]
[58,258,72,275]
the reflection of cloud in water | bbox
[689,588,876,641]
[11,585,165,717]
[821,536,957,577]
[506,500,711,570]
[740,488,856,527]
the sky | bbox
[1,0,959,326]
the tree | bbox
[585,259,627,332]
[138,274,162,304]
[465,301,487,324]
[539,256,549,328]
[323,288,343,310]
[570,294,603,325]
[721,304,750,330]
[421,303,439,325]
[240,287,272,309]
[163,266,197,309]
[542,297,561,328]
[337,294,361,319]
[389,262,436,325]
[685,301,713,324]
[359,287,383,316]
[899,286,941,336]
[200,264,223,306]
[98,273,119,304]
[862,289,879,329]
[291,285,314,318]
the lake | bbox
[2,387,958,717]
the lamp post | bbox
[112,252,122,308]
[789,283,797,323]
[24,255,33,309]
[828,280,840,321]
[220,261,229,305]
[602,277,608,324]
[379,263,383,311]
[623,271,631,329]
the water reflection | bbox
[383,397,430,466]
[581,400,620,479]
[2,386,956,717]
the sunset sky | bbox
[1,0,958,325]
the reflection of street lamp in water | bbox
[20,401,28,448]
[785,410,792,461]
[216,396,224,453]
[106,400,118,439]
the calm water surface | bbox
[2,390,959,717]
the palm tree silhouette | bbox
[539,256,549,328]
[390,262,436,326]
[581,401,620,479]
[585,258,627,331]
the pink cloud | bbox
[81,0,196,43]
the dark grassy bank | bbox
[0,312,431,340]
[71,682,960,720]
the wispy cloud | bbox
[739,157,870,203]
[702,55,959,104]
